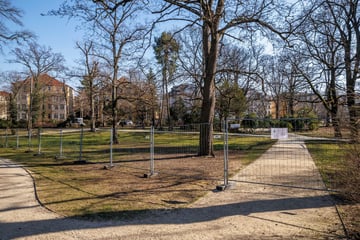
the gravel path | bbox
[0,136,346,240]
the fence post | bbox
[150,126,155,174]
[109,128,114,167]
[26,129,32,153]
[35,128,42,155]
[16,129,19,149]
[217,120,229,191]
[3,128,8,148]
[144,126,157,178]
[59,129,63,157]
[224,120,229,186]
[78,126,84,162]
[55,129,65,160]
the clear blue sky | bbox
[1,0,83,73]
[1,1,274,78]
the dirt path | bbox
[0,136,346,239]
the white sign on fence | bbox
[230,124,240,129]
[271,128,288,139]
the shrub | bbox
[16,119,27,128]
[0,119,9,129]
[241,114,258,129]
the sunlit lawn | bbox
[0,128,275,219]
[305,140,346,188]
[306,139,360,237]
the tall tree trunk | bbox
[289,95,295,117]
[27,76,33,135]
[344,1,360,142]
[347,89,359,142]
[165,78,171,130]
[90,91,96,132]
[112,65,119,144]
[275,95,280,119]
[159,70,166,129]
[61,80,69,122]
[199,20,219,156]
[345,42,359,142]
[329,65,342,138]
[199,74,216,156]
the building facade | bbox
[0,91,9,120]
[15,74,74,126]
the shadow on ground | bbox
[0,193,343,239]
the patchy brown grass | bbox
[31,151,244,219]
[0,129,275,220]
[337,144,360,239]
[307,140,360,239]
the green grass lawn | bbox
[306,139,360,238]
[305,140,346,188]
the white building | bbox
[0,91,9,120]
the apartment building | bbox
[0,91,9,120]
[15,74,74,126]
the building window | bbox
[54,113,58,119]
[22,104,26,110]
[60,114,65,119]
[55,105,59,110]
[48,114,51,119]
[60,104,64,110]
[48,104,52,110]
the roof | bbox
[22,73,67,87]
[0,91,10,97]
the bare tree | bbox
[75,41,100,132]
[278,52,309,117]
[0,71,22,128]
[50,0,147,143]
[325,0,360,141]
[9,42,65,134]
[217,44,250,86]
[292,0,358,138]
[154,0,290,156]
[124,69,158,127]
[177,27,204,98]
[217,43,266,115]
[260,55,287,119]
[0,0,33,52]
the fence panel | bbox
[0,121,354,196]
[151,124,226,187]
[232,119,349,190]
[111,128,152,172]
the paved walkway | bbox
[0,136,346,239]
[236,135,325,189]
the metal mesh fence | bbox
[0,121,356,196]
[235,134,325,189]
[151,124,225,182]
[231,120,353,192]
